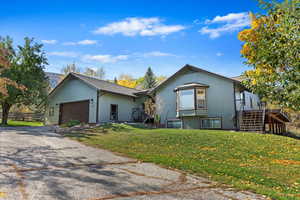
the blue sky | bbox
[0,0,261,79]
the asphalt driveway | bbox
[0,127,267,200]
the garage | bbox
[59,100,90,125]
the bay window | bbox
[196,88,206,109]
[176,87,207,111]
[178,89,195,110]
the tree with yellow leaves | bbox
[117,79,138,88]
[239,0,300,110]
[116,73,138,88]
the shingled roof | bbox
[49,72,141,97]
[149,64,241,94]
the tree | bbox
[143,67,156,89]
[117,73,137,88]
[114,77,118,84]
[0,37,48,125]
[96,67,105,80]
[61,63,79,75]
[83,67,105,79]
[83,67,97,77]
[0,37,22,97]
[156,75,167,84]
[238,0,300,110]
[117,79,137,88]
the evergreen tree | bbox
[143,67,156,89]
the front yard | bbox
[66,124,300,200]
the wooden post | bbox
[271,118,274,134]
[279,124,282,134]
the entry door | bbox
[110,104,118,121]
[59,100,89,124]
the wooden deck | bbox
[238,109,289,134]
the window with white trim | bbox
[178,89,195,110]
[177,87,207,111]
[196,88,206,109]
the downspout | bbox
[96,90,99,124]
[233,83,238,130]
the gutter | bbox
[96,90,99,123]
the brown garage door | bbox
[59,100,89,125]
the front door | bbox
[110,104,118,121]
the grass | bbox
[65,123,300,200]
[0,120,44,127]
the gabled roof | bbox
[149,64,241,94]
[174,82,209,91]
[231,75,245,82]
[49,72,141,98]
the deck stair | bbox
[239,110,264,132]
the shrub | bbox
[63,120,81,127]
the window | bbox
[201,118,222,129]
[178,89,195,110]
[250,97,253,108]
[167,119,182,128]
[110,104,118,120]
[196,88,206,109]
[49,107,54,116]
[177,88,207,111]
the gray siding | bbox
[98,92,140,122]
[155,70,236,129]
[45,79,97,125]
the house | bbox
[46,72,146,125]
[148,65,261,129]
[45,64,289,133]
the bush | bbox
[62,120,81,128]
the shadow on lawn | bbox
[281,131,300,140]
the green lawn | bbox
[66,123,300,200]
[0,120,44,127]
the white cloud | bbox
[200,12,250,39]
[216,52,224,56]
[93,17,185,37]
[41,40,57,44]
[77,40,98,45]
[83,54,128,63]
[143,51,175,57]
[48,51,79,57]
[63,39,98,46]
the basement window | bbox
[201,118,222,129]
[167,119,182,128]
